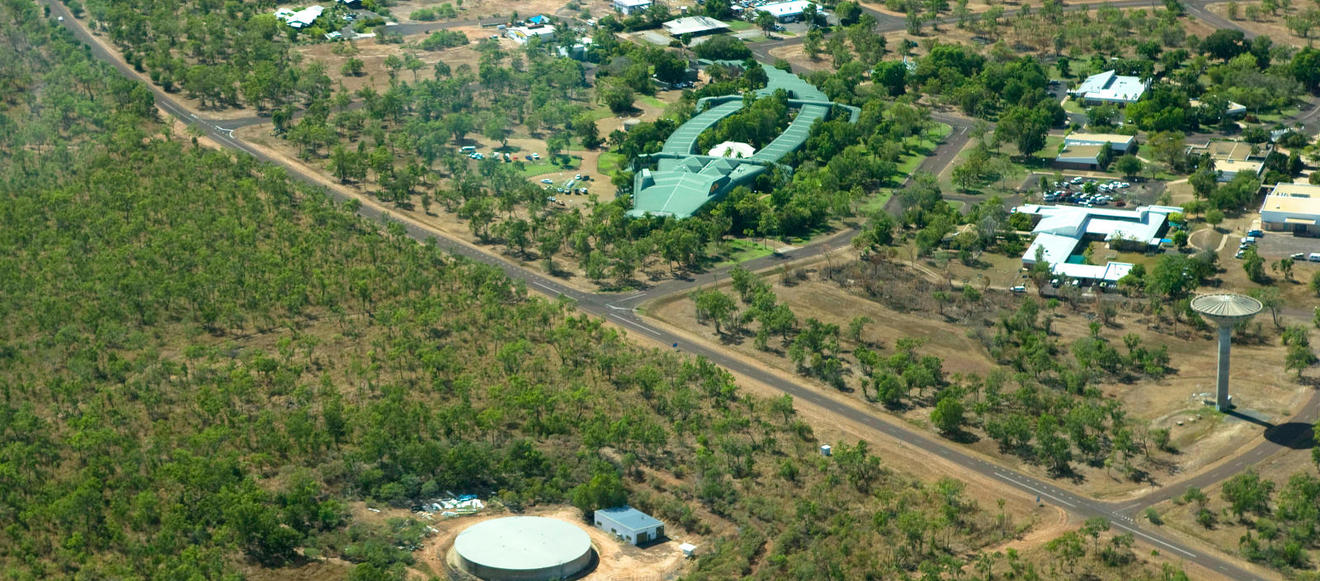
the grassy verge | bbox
[859,123,954,214]
[727,20,754,31]
[857,190,894,215]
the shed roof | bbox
[596,506,663,531]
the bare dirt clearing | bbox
[417,506,689,581]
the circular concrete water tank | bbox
[453,517,593,581]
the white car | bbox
[540,178,553,184]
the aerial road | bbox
[38,2,1284,577]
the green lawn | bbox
[597,152,625,177]
[727,20,754,31]
[1254,106,1302,123]
[638,95,667,110]
[518,156,581,177]
[582,107,615,122]
[715,238,775,267]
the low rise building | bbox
[594,507,665,546]
[757,0,818,22]
[1064,133,1136,153]
[1054,144,1108,171]
[662,16,730,37]
[1070,70,1149,105]
[1186,140,1268,182]
[274,5,324,28]
[1053,133,1134,170]
[1259,183,1320,236]
[1017,204,1180,285]
[613,0,653,15]
[506,24,555,44]
[1190,98,1248,118]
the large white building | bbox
[1260,183,1320,236]
[1017,204,1181,284]
[1070,70,1149,105]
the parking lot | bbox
[1252,231,1320,260]
[1024,174,1166,208]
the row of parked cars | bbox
[459,146,541,162]
[540,173,592,196]
[1233,231,1320,261]
[1043,177,1132,207]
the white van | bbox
[1309,253,1320,263]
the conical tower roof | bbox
[1190,293,1263,322]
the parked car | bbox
[1010,285,1027,294]
[1291,252,1306,260]
[540,178,554,184]
[1310,253,1320,262]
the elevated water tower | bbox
[1190,293,1263,412]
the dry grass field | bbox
[648,255,1311,499]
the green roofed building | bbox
[627,65,858,219]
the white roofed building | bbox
[663,16,730,36]
[1185,140,1268,182]
[758,0,818,22]
[1070,70,1149,105]
[1260,183,1320,236]
[275,5,324,28]
[507,25,556,44]
[613,0,653,15]
[1017,204,1180,284]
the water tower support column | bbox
[1216,324,1232,412]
